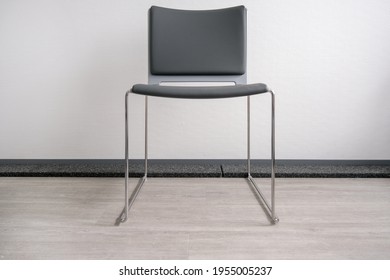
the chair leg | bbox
[247,96,251,176]
[144,96,148,177]
[119,92,148,224]
[270,90,278,223]
[246,92,279,224]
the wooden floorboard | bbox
[0,177,389,259]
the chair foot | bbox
[247,176,278,225]
[117,176,147,225]
[120,215,128,223]
[114,212,127,226]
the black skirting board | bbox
[0,159,389,178]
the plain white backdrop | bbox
[1,0,389,160]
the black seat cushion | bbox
[132,83,268,99]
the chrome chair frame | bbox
[119,90,278,225]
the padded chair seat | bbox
[132,83,269,99]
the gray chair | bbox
[120,5,278,224]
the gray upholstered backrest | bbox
[148,6,247,84]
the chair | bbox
[119,5,278,224]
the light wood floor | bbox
[0,177,389,259]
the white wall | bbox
[1,0,389,160]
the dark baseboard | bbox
[0,159,389,178]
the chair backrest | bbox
[148,6,247,85]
